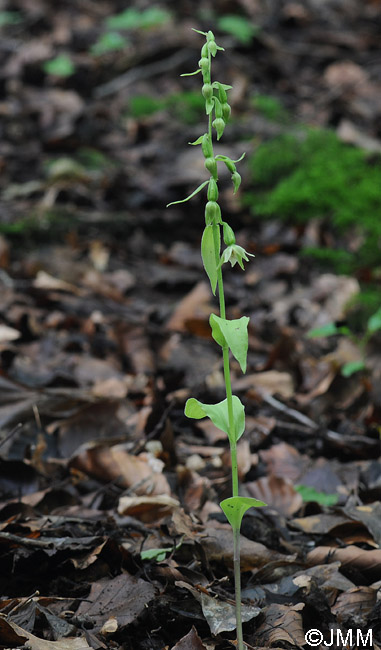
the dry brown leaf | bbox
[331,586,377,625]
[234,370,294,398]
[166,281,213,332]
[307,545,381,579]
[76,572,156,633]
[0,617,91,649]
[70,444,170,495]
[170,626,208,650]
[118,494,180,523]
[256,602,305,647]
[33,270,82,294]
[201,526,292,571]
[260,442,308,482]
[246,475,303,517]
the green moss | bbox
[246,128,381,273]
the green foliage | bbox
[217,14,259,44]
[0,11,22,26]
[166,91,206,125]
[210,315,249,373]
[43,55,75,77]
[128,95,164,118]
[308,305,381,377]
[106,7,171,31]
[184,396,246,444]
[294,485,339,506]
[220,496,267,529]
[90,31,128,56]
[247,128,381,273]
[252,93,289,123]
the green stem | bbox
[208,38,243,649]
[233,526,245,650]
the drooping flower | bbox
[220,244,255,270]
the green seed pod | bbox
[222,102,231,122]
[224,158,236,173]
[205,200,221,225]
[202,83,213,101]
[206,30,215,42]
[207,178,219,201]
[231,171,242,193]
[208,41,217,57]
[223,222,236,246]
[212,117,225,141]
[204,156,218,179]
[201,133,213,159]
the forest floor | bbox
[0,1,380,649]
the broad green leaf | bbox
[367,307,381,334]
[307,322,339,338]
[341,360,366,377]
[220,496,267,531]
[294,485,338,506]
[185,395,245,443]
[201,225,218,295]
[209,314,249,373]
[166,180,208,207]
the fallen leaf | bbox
[118,494,180,523]
[246,475,303,517]
[176,581,260,635]
[331,586,377,625]
[170,625,208,649]
[0,617,92,649]
[256,602,305,647]
[307,545,381,579]
[75,572,156,632]
[234,370,294,398]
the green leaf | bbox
[205,98,214,115]
[215,153,246,164]
[140,548,167,561]
[307,322,340,338]
[220,496,267,531]
[201,225,218,295]
[185,395,245,443]
[341,360,366,377]
[209,314,249,373]
[107,7,171,30]
[192,28,207,35]
[90,31,128,55]
[43,55,75,77]
[188,135,204,145]
[0,11,22,26]
[294,485,339,506]
[217,15,259,45]
[367,307,381,334]
[180,69,201,77]
[166,180,209,207]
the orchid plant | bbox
[167,29,266,649]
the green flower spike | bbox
[220,244,255,270]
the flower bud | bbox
[212,117,225,140]
[217,83,227,103]
[201,133,213,159]
[222,102,231,122]
[202,83,213,101]
[206,30,215,42]
[207,178,219,201]
[205,200,221,225]
[208,40,217,57]
[231,171,242,193]
[201,43,208,57]
[204,156,218,179]
[198,57,209,77]
[223,222,236,246]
